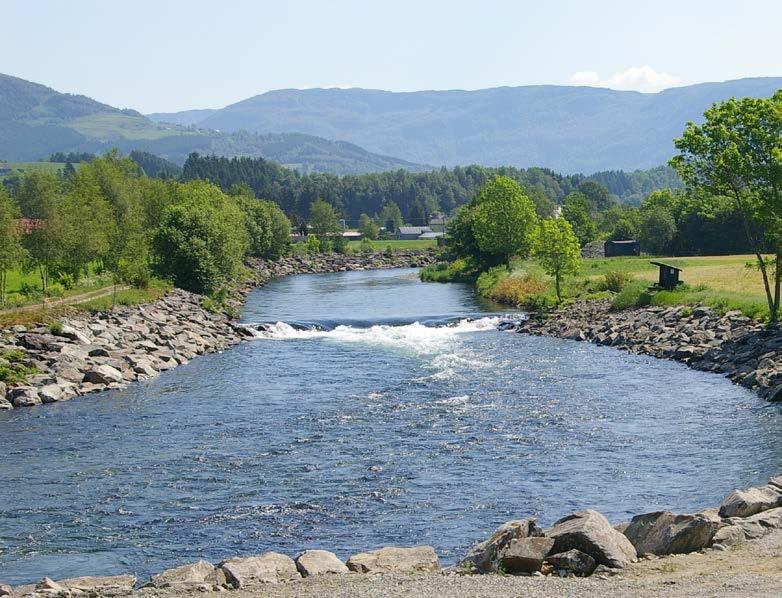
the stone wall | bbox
[0,250,436,411]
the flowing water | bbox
[1,268,781,585]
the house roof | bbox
[397,226,432,235]
[418,232,444,239]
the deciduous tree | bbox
[533,218,582,302]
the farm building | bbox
[396,226,433,240]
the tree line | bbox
[0,151,291,304]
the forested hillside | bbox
[0,74,426,174]
[181,153,677,224]
[158,78,782,172]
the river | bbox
[1,268,780,585]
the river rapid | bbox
[1,267,781,585]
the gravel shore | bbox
[136,530,782,598]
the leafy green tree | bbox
[0,188,26,305]
[232,186,274,258]
[561,192,598,246]
[378,201,403,234]
[305,234,321,254]
[577,180,614,212]
[471,176,538,267]
[332,233,349,254]
[153,181,249,294]
[16,171,64,292]
[638,206,677,255]
[262,200,291,259]
[533,218,582,302]
[358,213,379,240]
[671,90,782,320]
[309,199,340,238]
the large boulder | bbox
[497,537,555,573]
[147,560,225,589]
[718,485,782,518]
[458,518,543,573]
[39,384,64,404]
[9,386,41,407]
[57,574,137,591]
[622,511,719,555]
[295,550,349,576]
[546,549,598,576]
[57,324,91,344]
[545,509,637,569]
[346,546,440,574]
[712,525,746,546]
[731,506,782,539]
[220,552,300,587]
[83,364,124,385]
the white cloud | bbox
[570,66,683,92]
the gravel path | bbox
[139,530,782,598]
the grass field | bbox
[68,114,196,141]
[346,239,437,250]
[0,161,71,179]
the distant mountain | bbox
[0,73,427,174]
[152,78,782,172]
[147,108,217,126]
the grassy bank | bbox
[422,254,771,320]
[346,239,436,251]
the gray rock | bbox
[83,364,124,385]
[39,384,64,403]
[36,577,64,591]
[346,546,440,574]
[732,506,782,539]
[147,559,225,588]
[220,552,300,587]
[0,584,10,596]
[497,537,555,573]
[712,525,746,546]
[0,397,12,410]
[9,386,41,407]
[458,518,543,573]
[57,574,137,591]
[295,550,349,576]
[0,381,5,398]
[546,509,637,569]
[57,324,91,344]
[622,511,719,555]
[718,485,782,518]
[546,549,598,576]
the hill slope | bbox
[0,74,426,174]
[155,78,782,172]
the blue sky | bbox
[2,0,780,113]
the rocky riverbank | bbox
[5,474,782,596]
[507,299,782,401]
[0,250,435,411]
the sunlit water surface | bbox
[1,268,780,584]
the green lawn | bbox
[504,254,772,320]
[1,264,114,309]
[346,238,437,250]
[68,114,196,141]
[0,161,72,179]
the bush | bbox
[359,238,374,254]
[420,258,476,283]
[488,273,552,308]
[0,349,37,385]
[332,235,349,254]
[476,266,510,297]
[48,321,63,335]
[601,271,633,293]
[305,235,321,254]
[611,280,652,310]
[384,245,394,257]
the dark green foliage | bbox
[129,151,182,178]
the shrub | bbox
[384,245,394,257]
[420,258,476,283]
[476,266,509,297]
[488,273,551,308]
[305,235,321,254]
[611,280,652,310]
[359,238,374,254]
[48,321,63,335]
[0,349,37,385]
[602,271,633,293]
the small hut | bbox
[650,261,683,290]
[604,239,640,257]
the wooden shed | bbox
[604,239,641,257]
[650,261,683,290]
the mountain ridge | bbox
[147,77,782,172]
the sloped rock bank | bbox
[0,250,435,411]
[510,299,782,401]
